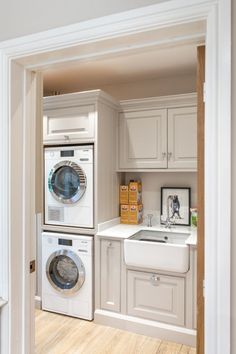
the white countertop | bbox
[97,218,197,246]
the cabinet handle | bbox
[64,135,70,140]
[162,152,167,160]
[150,274,160,286]
[108,242,112,247]
[168,152,172,160]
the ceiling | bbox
[43,43,199,96]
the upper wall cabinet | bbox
[168,106,197,169]
[43,90,120,145]
[119,109,167,169]
[118,93,197,171]
[43,105,95,143]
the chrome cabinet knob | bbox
[150,274,160,286]
[162,152,167,160]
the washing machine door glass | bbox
[46,249,85,294]
[48,160,87,204]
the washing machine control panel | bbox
[77,240,90,254]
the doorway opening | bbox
[0,2,231,354]
[36,37,201,353]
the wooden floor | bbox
[35,310,196,354]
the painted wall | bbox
[0,0,166,41]
[44,74,196,100]
[125,172,197,225]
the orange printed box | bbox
[119,185,129,204]
[129,204,143,224]
[120,204,129,224]
[129,181,142,205]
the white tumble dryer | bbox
[44,145,93,228]
[42,232,93,320]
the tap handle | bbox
[147,213,153,227]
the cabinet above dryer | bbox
[43,90,120,145]
[118,93,197,172]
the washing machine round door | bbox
[46,249,85,294]
[48,160,87,204]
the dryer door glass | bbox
[46,250,85,294]
[49,161,87,204]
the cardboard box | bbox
[129,204,143,224]
[119,185,129,204]
[129,181,142,204]
[120,204,129,224]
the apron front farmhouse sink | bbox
[124,230,190,273]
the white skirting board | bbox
[94,309,196,347]
[35,296,42,310]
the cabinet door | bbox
[127,270,185,326]
[119,109,167,169]
[100,239,121,312]
[168,106,197,169]
[43,105,95,143]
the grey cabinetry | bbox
[119,109,167,169]
[100,239,121,312]
[43,105,95,143]
[118,94,197,170]
[168,106,197,169]
[127,270,185,326]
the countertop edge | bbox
[96,221,197,246]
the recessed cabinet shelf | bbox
[118,93,197,171]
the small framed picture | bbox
[160,187,191,226]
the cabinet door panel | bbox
[43,105,95,143]
[127,270,185,326]
[101,240,121,312]
[119,109,167,169]
[168,106,197,169]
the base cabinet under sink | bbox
[96,235,196,341]
[127,270,185,326]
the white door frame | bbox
[0,0,231,353]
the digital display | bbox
[60,150,74,157]
[58,239,72,246]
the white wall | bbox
[100,74,196,100]
[125,172,197,224]
[0,0,166,41]
[44,74,196,100]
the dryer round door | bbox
[48,160,87,204]
[46,249,85,295]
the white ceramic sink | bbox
[124,230,190,273]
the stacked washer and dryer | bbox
[42,144,94,320]
[41,90,120,322]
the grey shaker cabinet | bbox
[100,239,121,312]
[127,270,185,326]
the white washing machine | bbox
[42,232,93,320]
[44,145,93,228]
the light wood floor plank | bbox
[188,348,197,354]
[157,340,182,354]
[179,345,190,353]
[35,310,195,354]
